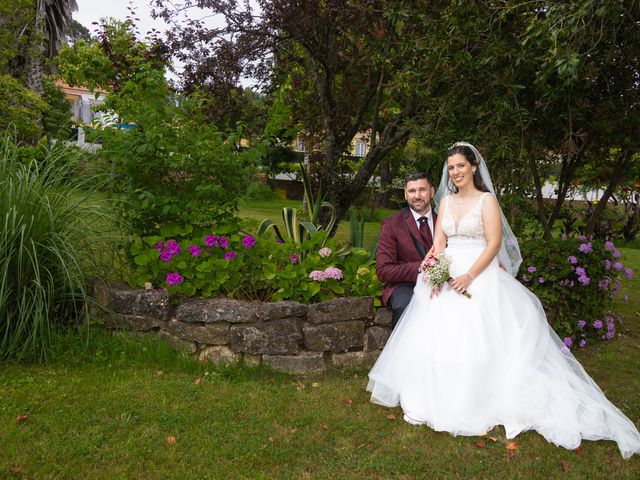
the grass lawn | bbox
[1,248,639,479]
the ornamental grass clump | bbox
[0,134,112,361]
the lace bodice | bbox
[441,192,489,243]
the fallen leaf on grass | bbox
[386,414,396,421]
[343,399,353,405]
[635,311,640,318]
[15,414,28,424]
[320,423,330,430]
[573,446,583,455]
[475,441,486,448]
[165,435,176,445]
[238,413,248,420]
[311,382,319,388]
[194,376,202,386]
[488,437,498,442]
[290,428,298,435]
[295,381,305,391]
[268,436,274,443]
[11,466,22,475]
[506,441,519,459]
[155,370,164,376]
[560,460,570,472]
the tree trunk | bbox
[586,150,631,236]
[25,0,46,94]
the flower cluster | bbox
[309,266,343,281]
[518,235,632,349]
[129,232,381,305]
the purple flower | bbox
[578,320,586,329]
[166,272,183,286]
[219,236,230,248]
[567,256,577,264]
[289,254,299,264]
[561,234,568,241]
[604,240,615,251]
[324,267,343,280]
[579,339,587,348]
[578,234,587,241]
[622,294,629,301]
[538,277,545,284]
[563,337,573,348]
[224,250,237,261]
[160,251,173,262]
[575,267,586,276]
[189,245,202,257]
[318,247,332,258]
[613,250,621,258]
[624,268,633,279]
[593,320,603,329]
[578,275,591,285]
[522,275,530,283]
[604,260,611,270]
[598,278,610,290]
[166,240,181,255]
[527,266,537,273]
[242,234,256,248]
[204,235,219,247]
[614,262,623,271]
[309,270,326,281]
[155,241,165,252]
[579,243,592,254]
[276,239,285,244]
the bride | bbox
[367,142,640,459]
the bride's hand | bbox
[449,273,473,294]
[424,246,438,260]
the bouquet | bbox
[419,254,472,299]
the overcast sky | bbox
[74,0,166,35]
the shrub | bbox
[0,134,112,361]
[518,235,632,349]
[128,229,381,305]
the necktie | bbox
[418,216,432,245]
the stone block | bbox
[263,351,325,374]
[198,346,239,364]
[107,288,171,321]
[331,350,381,368]
[373,308,392,327]
[307,297,373,324]
[158,331,197,354]
[229,318,302,355]
[165,320,229,345]
[303,321,364,352]
[257,301,307,320]
[103,314,164,331]
[364,326,391,352]
[176,298,261,324]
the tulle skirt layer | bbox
[367,244,640,458]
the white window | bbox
[296,138,306,152]
[355,140,367,157]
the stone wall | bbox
[91,280,391,374]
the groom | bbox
[376,172,436,329]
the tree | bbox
[24,0,78,94]
[153,0,463,226]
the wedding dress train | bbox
[367,193,640,458]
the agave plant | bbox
[258,162,336,249]
[0,133,112,361]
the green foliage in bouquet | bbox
[518,235,632,349]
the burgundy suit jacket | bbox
[376,207,437,306]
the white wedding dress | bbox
[367,193,640,458]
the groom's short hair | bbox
[404,172,433,187]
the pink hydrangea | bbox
[318,247,332,258]
[324,267,343,280]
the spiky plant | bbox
[0,133,111,361]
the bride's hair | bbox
[446,144,489,194]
